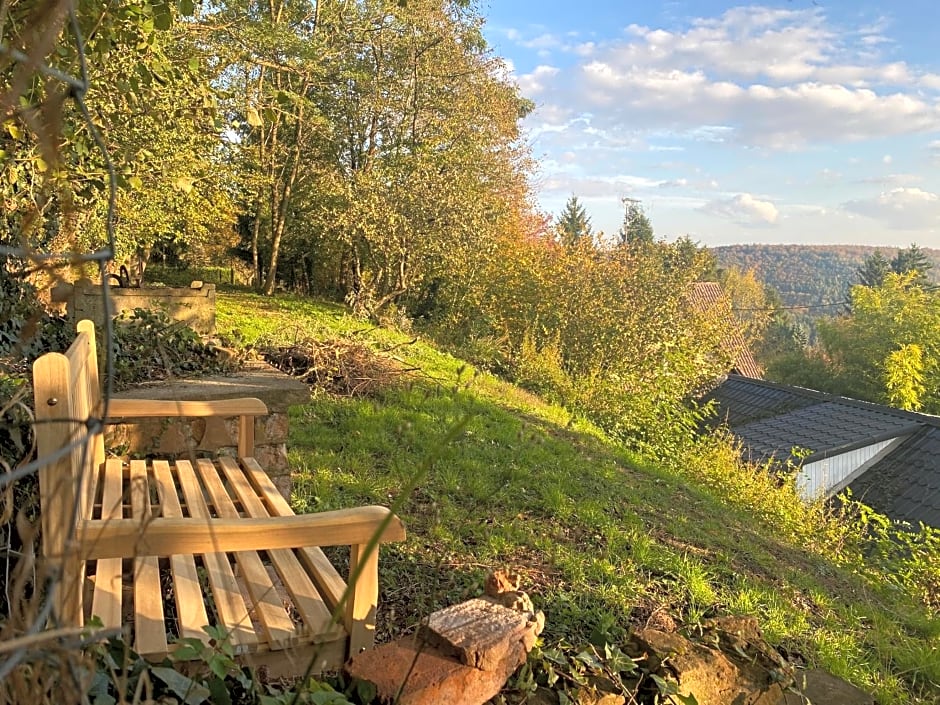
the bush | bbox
[109,308,235,389]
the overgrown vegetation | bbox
[220,292,940,705]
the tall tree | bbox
[857,250,891,287]
[555,195,593,247]
[892,243,933,286]
[817,273,940,412]
[617,197,653,246]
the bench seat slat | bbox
[194,459,297,649]
[242,458,347,610]
[173,460,257,650]
[218,457,341,639]
[151,461,210,645]
[130,460,167,657]
[90,458,124,630]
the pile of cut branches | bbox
[260,338,409,397]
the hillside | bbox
[217,292,940,705]
[712,244,940,311]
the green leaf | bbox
[127,175,143,190]
[188,56,200,72]
[150,666,211,705]
[152,0,173,30]
[179,0,196,16]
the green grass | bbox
[218,292,940,704]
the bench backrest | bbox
[33,319,105,623]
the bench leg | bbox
[345,543,378,655]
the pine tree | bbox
[555,195,593,247]
[857,250,891,287]
[617,198,654,246]
[892,243,933,286]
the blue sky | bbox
[481,1,940,247]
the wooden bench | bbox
[32,319,405,675]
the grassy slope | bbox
[218,292,940,704]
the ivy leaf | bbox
[150,666,211,705]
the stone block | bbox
[345,637,526,705]
[419,598,540,671]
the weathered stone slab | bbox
[419,597,537,671]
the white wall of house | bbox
[796,438,904,500]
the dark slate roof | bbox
[707,374,940,527]
[732,401,920,463]
[689,283,763,379]
[705,375,819,427]
[849,426,940,528]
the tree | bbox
[891,243,933,286]
[617,197,653,246]
[857,250,891,287]
[718,266,773,345]
[817,273,940,412]
[555,195,593,247]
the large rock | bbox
[628,617,875,705]
[346,596,544,705]
[783,670,875,705]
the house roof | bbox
[708,374,940,527]
[690,283,763,379]
[849,426,940,528]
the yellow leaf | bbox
[246,107,262,127]
[174,175,195,193]
[5,123,22,139]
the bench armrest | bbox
[105,398,268,455]
[105,398,268,419]
[77,505,406,559]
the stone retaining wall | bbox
[57,280,217,335]
[105,361,310,499]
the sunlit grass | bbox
[218,292,940,704]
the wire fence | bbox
[0,1,120,686]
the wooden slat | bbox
[241,458,347,609]
[151,461,209,645]
[75,320,105,470]
[174,460,257,651]
[32,352,83,625]
[130,460,167,657]
[91,459,124,629]
[106,398,267,419]
[217,457,338,638]
[194,459,295,648]
[80,507,405,559]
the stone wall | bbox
[59,280,217,335]
[105,361,311,499]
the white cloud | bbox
[517,65,560,96]
[843,188,940,230]
[700,193,780,226]
[518,6,940,150]
[883,154,893,164]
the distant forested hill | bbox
[712,244,940,311]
